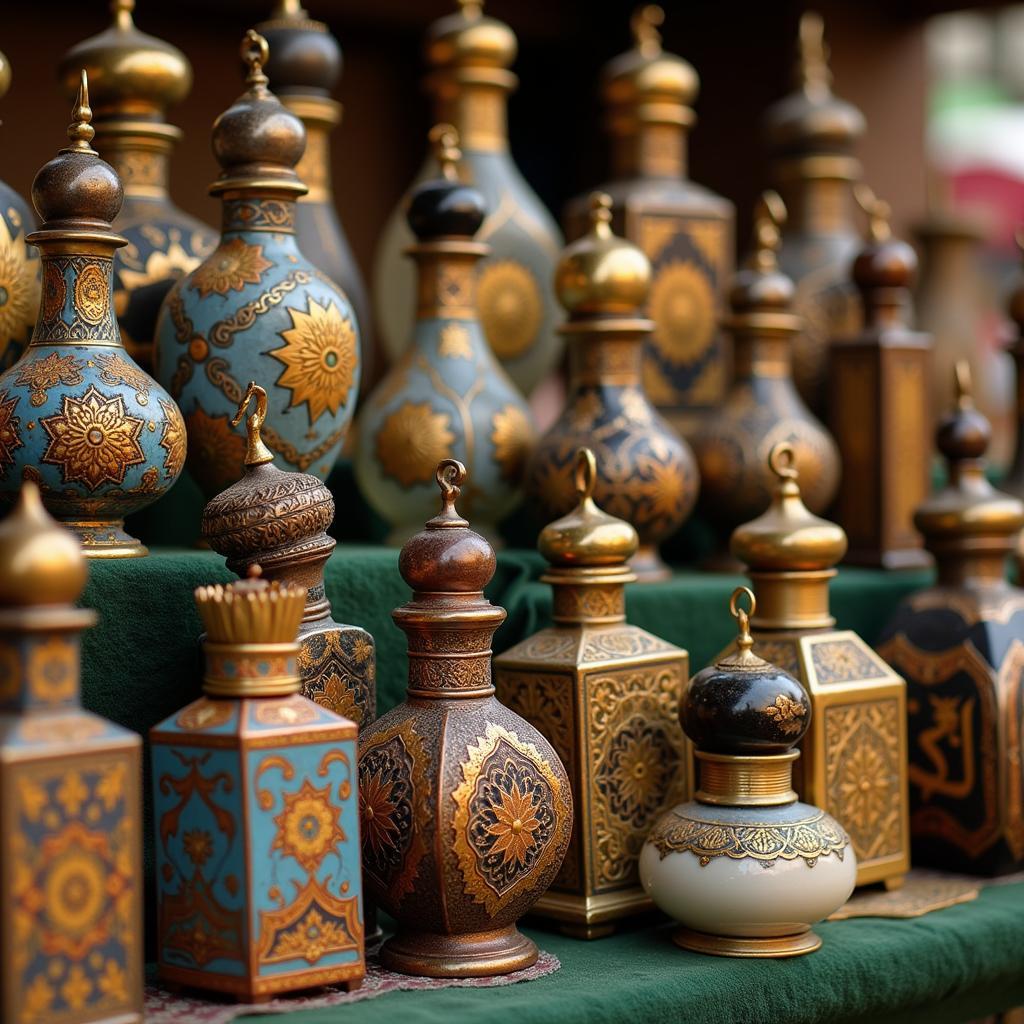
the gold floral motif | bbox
[190,238,273,298]
[270,298,358,424]
[158,398,186,479]
[271,778,345,872]
[763,694,807,734]
[375,401,455,488]
[184,406,247,495]
[256,877,361,966]
[16,352,85,407]
[73,263,108,324]
[648,260,716,364]
[95,353,151,406]
[477,259,543,360]
[41,261,66,322]
[648,808,849,866]
[0,388,22,474]
[40,385,145,491]
[490,404,532,483]
[810,638,891,685]
[27,636,76,704]
[0,210,39,345]
[438,322,473,359]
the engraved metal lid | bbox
[731,442,846,572]
[59,0,191,135]
[538,448,638,568]
[555,192,650,317]
[425,0,517,79]
[201,382,334,571]
[209,30,307,198]
[257,0,342,99]
[851,184,917,295]
[406,124,487,241]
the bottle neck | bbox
[934,549,1012,587]
[221,196,298,237]
[281,96,340,204]
[411,244,486,321]
[747,569,836,631]
[98,132,174,201]
[230,543,335,626]
[695,750,799,807]
[202,638,302,698]
[541,566,632,625]
[0,613,93,713]
[565,320,648,388]
[31,243,123,348]
[612,122,688,180]
[731,327,794,379]
[433,81,509,153]
[860,286,912,330]
[776,175,857,236]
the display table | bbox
[81,547,1024,1023]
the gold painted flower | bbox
[74,263,108,324]
[640,458,686,529]
[272,779,345,872]
[438,323,473,359]
[0,388,22,474]
[376,401,455,488]
[183,829,213,868]
[184,406,246,495]
[97,958,128,1002]
[41,386,146,492]
[270,298,358,424]
[158,398,186,479]
[190,238,273,298]
[95,353,151,405]
[22,975,54,1017]
[764,694,807,735]
[360,769,402,861]
[57,771,89,816]
[27,636,76,703]
[352,636,373,664]
[16,352,85,407]
[477,259,543,360]
[61,964,92,1010]
[491,405,532,483]
[648,259,716,364]
[485,776,542,868]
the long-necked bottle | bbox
[373,0,563,395]
[60,0,216,372]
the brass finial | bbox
[66,70,96,153]
[855,183,892,243]
[731,585,756,653]
[798,11,831,98]
[231,381,275,467]
[632,4,664,58]
[430,123,461,181]
[954,359,973,411]
[436,458,467,515]
[574,446,598,500]
[242,29,271,90]
[112,0,135,30]
[751,190,785,271]
[589,191,613,238]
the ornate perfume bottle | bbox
[151,568,364,998]
[0,74,185,556]
[829,186,931,568]
[762,12,865,414]
[257,0,374,387]
[640,588,855,957]
[356,126,531,544]
[373,0,563,394]
[154,31,360,498]
[524,193,697,581]
[496,447,688,938]
[358,460,572,976]
[0,483,143,1023]
[202,380,375,725]
[724,442,910,888]
[690,191,839,566]
[60,0,216,371]
[0,48,40,371]
[564,5,733,437]
[878,364,1024,874]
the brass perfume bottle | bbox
[257,0,374,388]
[723,442,910,888]
[496,447,689,938]
[879,363,1024,874]
[829,186,931,569]
[60,0,216,370]
[524,193,697,581]
[564,5,734,438]
[202,381,375,726]
[690,191,839,565]
[0,483,143,1023]
[358,460,572,976]
[151,568,365,998]
[762,12,865,414]
[0,48,41,371]
[373,0,563,394]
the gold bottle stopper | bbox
[425,0,517,76]
[726,191,798,323]
[854,183,891,243]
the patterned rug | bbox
[144,951,560,1023]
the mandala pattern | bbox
[270,298,358,425]
[476,259,543,361]
[491,404,532,483]
[40,385,146,491]
[299,629,376,726]
[74,263,109,324]
[271,779,346,873]
[648,259,717,365]
[184,406,247,495]
[27,635,77,704]
[375,401,455,488]
[597,719,675,830]
[811,639,891,685]
[190,238,273,298]
[16,351,85,407]
[0,387,22,474]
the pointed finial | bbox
[66,70,96,153]
[798,11,832,98]
[112,0,135,30]
[241,29,270,91]
[632,4,664,58]
[730,586,757,656]
[588,191,613,238]
[231,381,275,467]
[751,190,786,271]
[430,123,461,181]
[954,360,973,411]
[854,183,891,243]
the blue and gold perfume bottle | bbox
[151,567,364,999]
[154,31,360,498]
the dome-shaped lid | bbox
[851,184,917,293]
[59,0,191,127]
[257,0,342,99]
[763,12,865,162]
[425,0,517,74]
[682,588,811,755]
[915,362,1024,545]
[31,71,125,231]
[0,48,11,102]
[555,192,651,316]
[399,460,496,594]
[602,6,698,116]
[201,382,333,563]
[539,448,639,567]
[209,30,307,198]
[727,190,798,322]
[406,124,487,241]
[0,483,87,608]
[731,442,847,571]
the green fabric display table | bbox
[81,549,1024,1023]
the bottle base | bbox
[63,518,148,559]
[380,923,538,977]
[672,925,822,958]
